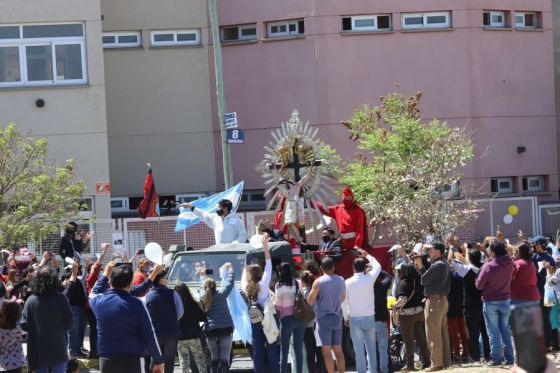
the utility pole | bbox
[208,0,233,189]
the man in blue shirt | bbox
[90,261,164,373]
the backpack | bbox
[248,298,265,324]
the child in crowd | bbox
[0,300,26,373]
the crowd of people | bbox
[390,231,560,372]
[1,203,560,373]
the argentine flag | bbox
[175,181,244,232]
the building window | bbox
[267,20,304,38]
[0,23,86,87]
[221,24,257,43]
[103,32,142,48]
[515,12,538,28]
[483,11,506,27]
[342,15,392,32]
[522,176,545,192]
[150,30,201,47]
[401,12,451,30]
[491,177,513,194]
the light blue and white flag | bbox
[174,181,244,232]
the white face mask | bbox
[15,255,29,262]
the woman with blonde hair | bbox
[241,233,279,373]
[199,262,234,373]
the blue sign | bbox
[225,112,238,129]
[227,128,244,144]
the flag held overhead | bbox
[138,167,160,219]
[175,181,244,232]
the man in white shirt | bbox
[342,249,382,373]
[182,199,247,245]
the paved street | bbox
[74,353,560,373]
[28,334,560,372]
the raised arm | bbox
[314,200,335,218]
[130,264,163,297]
[182,202,216,229]
[218,263,234,296]
[363,250,381,279]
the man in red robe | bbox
[315,187,369,250]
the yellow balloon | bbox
[508,205,519,216]
[387,296,396,310]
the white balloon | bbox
[249,234,263,249]
[503,214,513,225]
[145,242,163,265]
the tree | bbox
[0,123,86,248]
[341,91,478,247]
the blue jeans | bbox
[252,322,280,373]
[349,316,377,373]
[68,305,86,356]
[35,361,66,373]
[375,321,389,373]
[483,300,514,364]
[280,315,306,373]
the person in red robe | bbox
[315,187,369,250]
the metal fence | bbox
[29,196,544,263]
[538,204,560,238]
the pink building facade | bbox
[212,0,558,201]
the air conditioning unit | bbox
[110,197,129,212]
[525,176,544,192]
[491,178,513,194]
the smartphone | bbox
[205,268,214,276]
[137,249,145,255]
[511,302,547,373]
[115,261,132,267]
[350,249,358,257]
[245,254,253,266]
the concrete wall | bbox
[213,0,558,199]
[553,0,560,187]
[101,0,217,197]
[0,0,111,218]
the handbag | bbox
[293,281,315,322]
[393,280,416,326]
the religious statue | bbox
[256,110,338,247]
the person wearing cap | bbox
[394,261,431,371]
[145,268,184,373]
[420,242,451,372]
[531,235,556,349]
[475,239,514,366]
[315,187,368,250]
